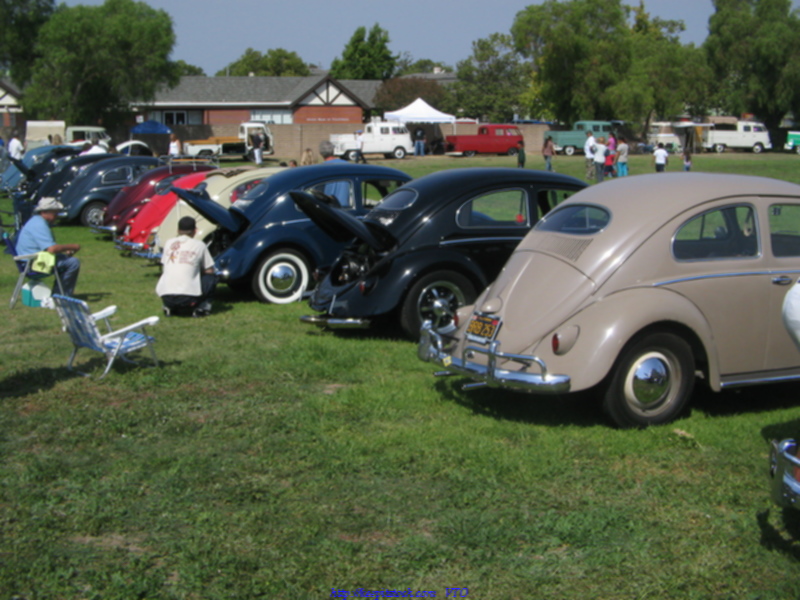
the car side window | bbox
[536,188,576,219]
[673,205,758,260]
[769,204,800,257]
[307,179,353,208]
[361,178,406,208]
[457,189,529,228]
[101,167,130,185]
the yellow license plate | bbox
[466,314,500,341]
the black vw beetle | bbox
[294,168,586,338]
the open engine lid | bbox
[290,190,394,251]
[171,186,246,234]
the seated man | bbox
[15,197,81,296]
[155,216,217,317]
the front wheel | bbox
[563,145,576,156]
[400,271,476,339]
[602,332,694,428]
[462,150,477,157]
[346,150,359,161]
[714,143,726,154]
[753,143,764,154]
[507,147,518,156]
[392,146,407,159]
[251,249,310,304]
[80,201,105,227]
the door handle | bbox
[772,275,795,285]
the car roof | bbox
[401,167,585,196]
[560,172,800,229]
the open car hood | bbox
[171,186,246,234]
[290,190,395,251]
[10,157,35,182]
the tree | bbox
[449,33,529,122]
[394,53,453,77]
[704,0,800,137]
[22,0,178,126]
[0,0,54,85]
[175,59,205,77]
[215,48,310,77]
[329,24,396,80]
[511,0,632,124]
[373,77,450,113]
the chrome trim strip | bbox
[719,371,800,388]
[654,269,800,287]
[440,236,525,246]
[418,321,570,394]
[299,315,371,329]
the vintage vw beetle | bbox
[173,162,411,303]
[420,173,800,428]
[294,168,586,338]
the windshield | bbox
[535,204,611,235]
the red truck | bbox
[445,124,524,157]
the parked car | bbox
[148,166,285,258]
[419,173,800,428]
[1,145,81,193]
[59,155,162,226]
[96,162,215,235]
[445,124,524,157]
[296,168,586,338]
[174,162,412,303]
[770,439,800,509]
[115,169,216,255]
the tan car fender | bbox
[533,286,719,392]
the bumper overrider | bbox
[417,321,571,394]
[770,439,800,509]
[91,224,116,235]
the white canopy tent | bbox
[384,98,456,124]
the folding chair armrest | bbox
[13,253,37,262]
[92,305,118,333]
[101,316,160,341]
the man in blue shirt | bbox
[16,197,81,296]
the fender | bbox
[66,193,113,221]
[219,218,348,282]
[356,248,490,318]
[529,286,718,392]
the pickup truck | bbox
[25,120,111,150]
[703,121,772,153]
[183,121,274,159]
[547,121,614,156]
[331,121,414,160]
[445,124,524,157]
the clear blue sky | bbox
[63,0,800,76]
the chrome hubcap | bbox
[268,263,297,292]
[623,351,677,415]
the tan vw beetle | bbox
[420,173,800,427]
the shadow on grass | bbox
[757,508,800,562]
[0,358,179,398]
[692,381,800,431]
[433,377,606,427]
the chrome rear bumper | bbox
[91,225,116,235]
[417,321,570,394]
[300,314,371,329]
[770,439,800,509]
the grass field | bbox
[2,152,800,599]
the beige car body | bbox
[153,166,285,254]
[420,173,800,427]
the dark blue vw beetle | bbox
[173,162,411,303]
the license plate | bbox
[466,314,501,342]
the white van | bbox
[703,121,772,153]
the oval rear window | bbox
[535,204,610,235]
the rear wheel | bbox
[507,147,518,156]
[346,150,359,161]
[602,332,694,428]
[251,249,310,304]
[80,201,105,227]
[400,271,476,339]
[463,150,477,157]
[563,145,576,156]
[753,142,764,154]
[714,143,726,153]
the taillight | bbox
[551,333,560,354]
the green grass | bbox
[2,153,800,599]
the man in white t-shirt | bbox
[583,131,596,180]
[8,131,24,160]
[653,143,669,172]
[156,216,217,317]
